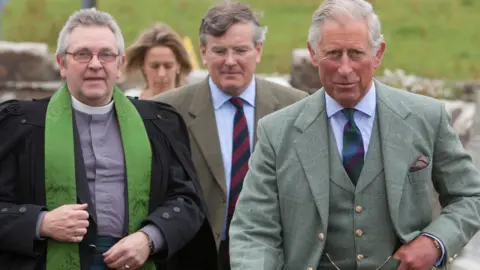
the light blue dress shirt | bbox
[325,82,445,266]
[209,77,255,240]
[325,83,377,158]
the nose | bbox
[88,55,102,70]
[225,51,236,66]
[337,53,353,75]
[157,66,166,77]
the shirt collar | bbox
[209,76,256,110]
[71,95,114,115]
[325,82,376,118]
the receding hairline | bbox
[318,15,371,37]
[56,8,125,57]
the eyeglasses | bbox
[65,51,119,63]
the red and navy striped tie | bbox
[222,97,251,267]
[227,97,250,221]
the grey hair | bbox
[56,8,125,56]
[199,2,268,46]
[308,0,384,53]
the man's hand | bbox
[103,232,151,270]
[393,235,442,270]
[39,204,89,242]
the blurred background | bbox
[1,1,480,268]
[1,0,480,99]
[2,0,480,80]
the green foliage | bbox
[2,0,479,80]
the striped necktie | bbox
[342,108,364,185]
[228,97,250,220]
[222,97,251,266]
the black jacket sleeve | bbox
[139,100,206,259]
[0,100,46,257]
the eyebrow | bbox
[211,44,252,49]
[233,45,251,49]
[71,47,117,52]
[149,60,176,64]
[323,48,365,54]
[323,48,341,53]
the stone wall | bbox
[0,41,61,101]
[289,48,480,101]
[0,41,61,82]
[0,81,61,101]
[0,42,478,148]
[289,48,321,94]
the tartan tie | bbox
[228,97,250,221]
[342,108,364,185]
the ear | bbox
[373,41,386,69]
[117,54,126,79]
[255,42,263,64]
[200,45,207,65]
[56,55,67,77]
[307,41,319,68]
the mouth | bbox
[153,82,169,87]
[84,77,105,82]
[221,72,241,75]
[334,82,356,88]
[221,74,241,80]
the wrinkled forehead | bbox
[318,18,370,47]
[67,26,118,53]
[322,16,369,30]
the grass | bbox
[2,0,480,80]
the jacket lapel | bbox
[187,79,227,194]
[294,90,330,230]
[254,78,279,145]
[376,81,415,228]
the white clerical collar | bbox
[71,95,114,115]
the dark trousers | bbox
[90,236,121,270]
[218,239,230,270]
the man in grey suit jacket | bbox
[229,0,480,269]
[152,2,307,270]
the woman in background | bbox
[124,23,192,99]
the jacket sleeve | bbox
[140,103,206,260]
[229,118,285,270]
[422,103,480,266]
[0,101,46,257]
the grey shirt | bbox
[74,103,125,237]
[36,97,163,252]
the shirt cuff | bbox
[35,211,47,240]
[140,224,166,254]
[421,233,445,266]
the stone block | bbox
[289,48,321,94]
[0,41,60,82]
